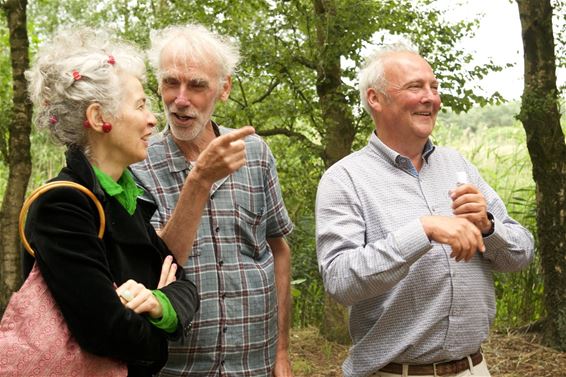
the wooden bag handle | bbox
[19,181,106,257]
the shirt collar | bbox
[160,122,231,193]
[422,139,435,160]
[92,167,143,215]
[368,131,436,169]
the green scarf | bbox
[93,167,143,215]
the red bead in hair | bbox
[72,70,81,81]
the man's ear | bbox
[366,88,383,114]
[218,76,232,102]
[85,103,107,133]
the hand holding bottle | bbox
[450,172,493,234]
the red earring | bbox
[83,119,91,129]
[102,122,112,133]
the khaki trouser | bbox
[371,358,491,377]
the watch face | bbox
[483,214,495,236]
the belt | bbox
[379,351,483,376]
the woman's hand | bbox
[116,280,163,319]
[115,256,178,318]
[158,255,177,289]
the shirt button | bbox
[184,322,192,336]
[221,293,226,299]
[223,326,227,333]
[221,359,225,366]
[218,260,224,267]
[211,194,215,200]
[215,226,220,233]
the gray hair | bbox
[26,28,146,149]
[358,40,419,115]
[148,24,240,86]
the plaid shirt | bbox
[131,124,293,377]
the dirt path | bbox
[289,327,566,376]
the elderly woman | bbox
[21,29,197,376]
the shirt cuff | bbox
[393,218,432,263]
[148,290,179,333]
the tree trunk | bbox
[312,0,355,344]
[516,0,566,351]
[313,0,356,169]
[0,0,32,316]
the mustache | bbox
[167,106,198,118]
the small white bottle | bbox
[449,171,469,199]
[455,171,469,187]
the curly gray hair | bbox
[148,24,240,87]
[26,28,146,149]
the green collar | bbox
[92,166,143,215]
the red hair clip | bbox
[49,115,58,125]
[72,70,81,81]
[108,55,116,65]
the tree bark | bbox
[313,0,356,169]
[0,0,32,316]
[516,0,566,351]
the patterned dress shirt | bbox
[131,124,293,377]
[316,132,534,377]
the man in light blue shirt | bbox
[315,41,534,377]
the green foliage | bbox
[268,134,326,327]
[26,0,504,152]
[8,0,548,332]
[28,130,65,189]
[0,129,66,199]
[438,101,522,132]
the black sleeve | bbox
[145,219,200,340]
[27,187,171,366]
[21,243,34,279]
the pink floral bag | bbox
[0,181,127,377]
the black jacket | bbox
[22,148,199,376]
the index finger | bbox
[218,126,255,144]
[158,255,173,288]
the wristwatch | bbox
[482,212,495,237]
